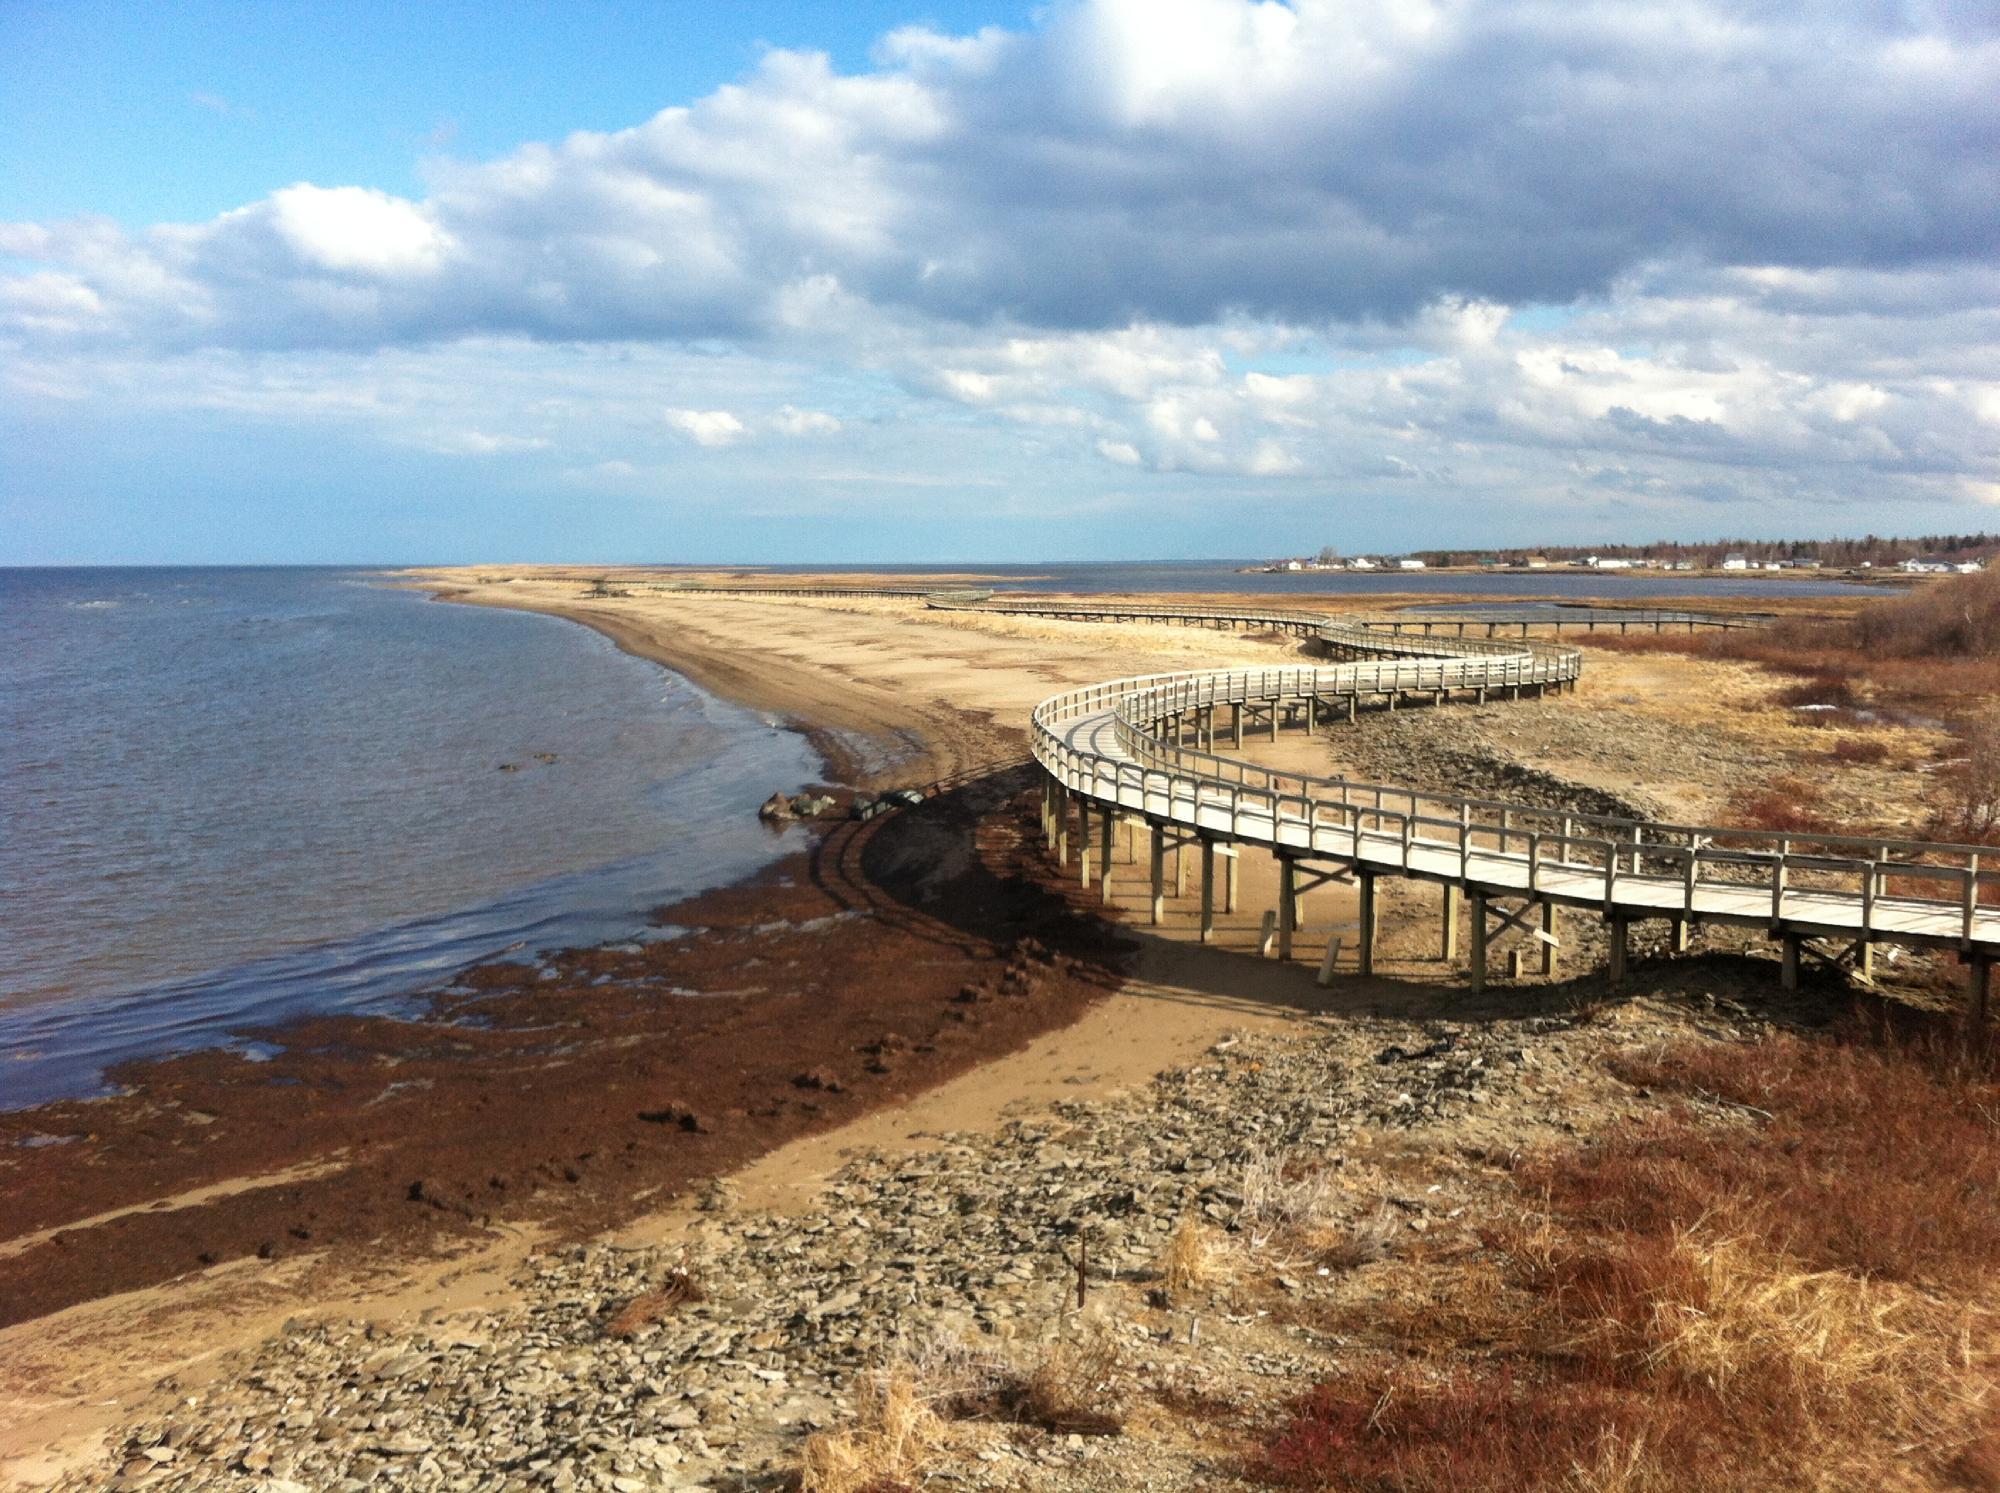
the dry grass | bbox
[1237,1148,1340,1252]
[1586,569,2000,723]
[1726,774,1833,835]
[1317,1203,1404,1271]
[799,1369,944,1493]
[1250,1025,2000,1490]
[1826,734,1893,765]
[1016,1331,1127,1435]
[1161,1215,1225,1299]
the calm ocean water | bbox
[0,568,816,1109]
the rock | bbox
[757,793,794,822]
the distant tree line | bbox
[1403,534,2000,568]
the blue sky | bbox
[3,1,1996,564]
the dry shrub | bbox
[1252,1367,1721,1493]
[1016,1331,1126,1435]
[1251,1026,2000,1490]
[1771,671,1858,710]
[1318,1203,1403,1271]
[1826,734,1892,765]
[1161,1215,1224,1298]
[602,1267,702,1339]
[1579,1030,2000,1287]
[799,1370,942,1493]
[1929,713,2000,845]
[1586,570,2000,718]
[1727,775,1833,835]
[1237,1147,1338,1250]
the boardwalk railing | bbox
[1015,603,1999,972]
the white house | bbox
[1721,554,1750,570]
[1397,558,1426,570]
[1956,560,1986,574]
[1901,559,1950,574]
[1347,556,1377,570]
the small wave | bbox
[65,599,119,610]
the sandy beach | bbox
[0,571,1952,1489]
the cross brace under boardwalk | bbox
[1466,890,1561,994]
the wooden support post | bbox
[1670,917,1690,954]
[1078,801,1093,888]
[1099,810,1115,904]
[1318,938,1342,987]
[1270,703,1279,742]
[1176,838,1188,897]
[1346,695,1357,724]
[1226,847,1240,914]
[1200,840,1216,943]
[1258,910,1277,958]
[1441,883,1461,962]
[1609,918,1629,986]
[1859,941,1875,981]
[1358,872,1378,977]
[1056,789,1070,867]
[1541,902,1560,977]
[1469,890,1488,993]
[1233,703,1244,747]
[1780,934,1800,991]
[1149,824,1166,926]
[1277,856,1297,961]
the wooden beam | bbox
[1358,871,1378,977]
[1149,824,1166,926]
[1200,839,1216,943]
[1277,855,1297,961]
[1441,883,1462,962]
[1470,889,1488,994]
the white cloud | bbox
[665,407,746,446]
[263,185,455,276]
[769,405,842,436]
[3,0,1997,542]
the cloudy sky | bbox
[3,0,1996,564]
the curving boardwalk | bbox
[944,598,1998,1014]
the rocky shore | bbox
[68,967,1780,1492]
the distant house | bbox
[1902,558,1951,574]
[1586,556,1635,571]
[1721,554,1750,570]
[1956,560,1986,574]
[1669,560,1695,571]
[1284,559,1304,571]
[1397,558,1426,570]
[1348,556,1377,570]
[1517,554,1550,569]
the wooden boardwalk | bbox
[664,583,1995,1011]
[991,601,1997,1011]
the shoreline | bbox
[9,574,1301,1481]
